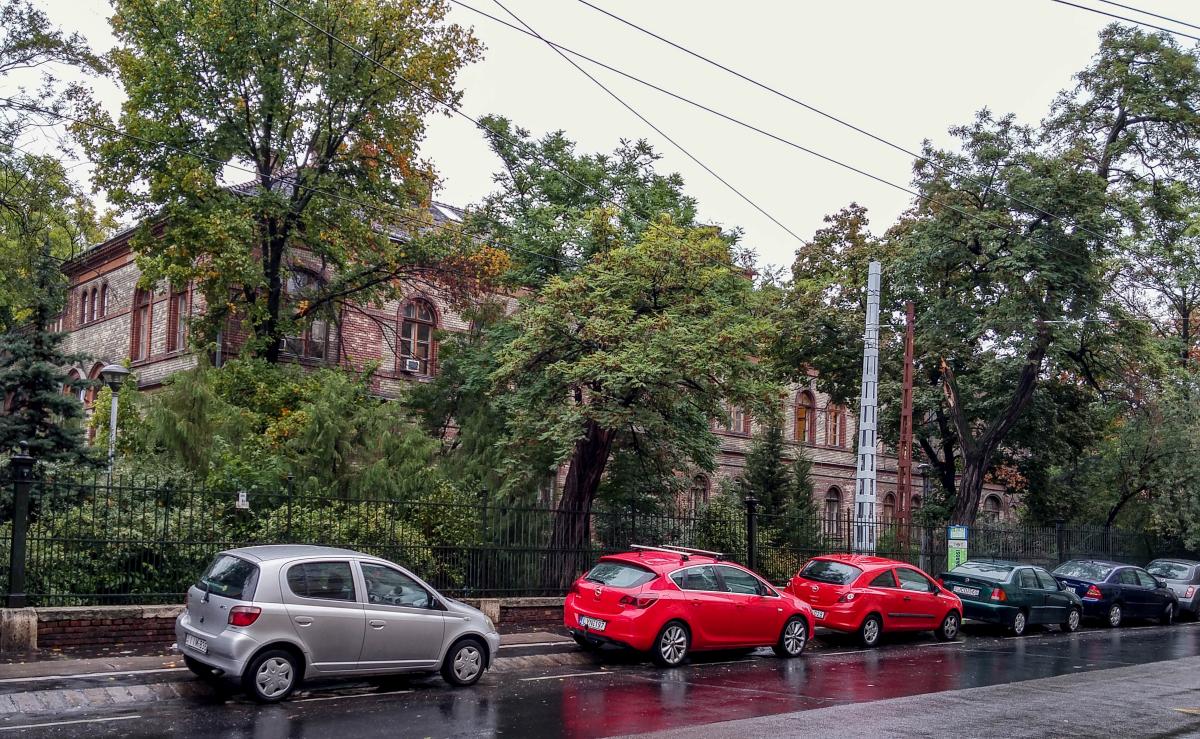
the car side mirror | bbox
[1155,577,1167,589]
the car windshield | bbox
[585,561,656,588]
[1054,561,1115,582]
[799,559,863,585]
[197,555,258,600]
[1147,561,1192,580]
[950,562,1014,582]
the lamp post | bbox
[99,364,130,484]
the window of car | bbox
[717,565,771,596]
[1053,561,1115,582]
[361,563,435,608]
[286,561,356,602]
[798,559,863,585]
[1034,569,1060,591]
[1135,570,1160,588]
[868,570,898,588]
[585,561,657,588]
[197,555,259,601]
[1147,561,1193,581]
[896,568,936,593]
[1018,569,1039,590]
[1116,568,1139,586]
[671,565,723,592]
[949,561,1014,582]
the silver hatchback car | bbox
[175,545,501,702]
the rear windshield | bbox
[950,562,1014,582]
[586,561,656,588]
[1147,561,1193,580]
[198,555,259,600]
[798,559,862,585]
[1053,561,1115,582]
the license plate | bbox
[812,609,826,620]
[184,634,208,654]
[952,586,981,597]
[578,615,607,632]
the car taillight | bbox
[1186,586,1196,599]
[1084,585,1103,600]
[618,595,657,609]
[837,591,858,603]
[990,588,1007,602]
[228,606,262,627]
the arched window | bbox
[722,405,751,435]
[690,474,710,510]
[882,492,896,523]
[130,288,153,361]
[824,487,842,535]
[281,271,328,360]
[794,391,815,444]
[982,495,1002,523]
[398,299,436,374]
[826,405,846,447]
[77,290,86,325]
[88,288,98,323]
[99,284,108,318]
[167,288,189,352]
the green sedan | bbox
[939,560,1083,635]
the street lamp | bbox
[99,364,130,484]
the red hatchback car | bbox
[565,545,815,667]
[787,554,962,647]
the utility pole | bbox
[853,261,881,553]
[897,301,915,541]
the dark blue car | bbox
[1053,560,1178,627]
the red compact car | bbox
[787,554,962,647]
[565,545,814,667]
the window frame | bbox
[280,270,331,361]
[167,288,188,352]
[398,298,437,375]
[715,564,777,597]
[794,391,815,444]
[868,570,898,589]
[895,567,937,593]
[130,288,154,361]
[668,565,725,593]
[358,561,442,610]
[284,560,358,603]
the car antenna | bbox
[631,544,689,561]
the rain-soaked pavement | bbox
[7,622,1200,737]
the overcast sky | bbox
[24,0,1200,270]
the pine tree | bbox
[0,239,93,463]
[743,413,790,515]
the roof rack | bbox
[659,544,725,561]
[631,544,689,561]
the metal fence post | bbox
[744,495,758,570]
[285,474,294,544]
[1055,519,1066,565]
[7,443,35,608]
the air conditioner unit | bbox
[402,358,423,373]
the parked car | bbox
[786,554,962,647]
[176,545,500,702]
[1146,559,1200,619]
[564,545,814,667]
[1052,559,1178,627]
[939,560,1083,635]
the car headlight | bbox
[484,615,496,632]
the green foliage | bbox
[743,411,790,515]
[692,483,746,559]
[87,375,141,457]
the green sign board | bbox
[947,526,968,570]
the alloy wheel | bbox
[783,619,807,655]
[453,645,482,683]
[1012,612,1026,636]
[1109,604,1122,627]
[941,612,960,640]
[255,657,294,699]
[660,625,688,665]
[862,617,881,646]
[1066,609,1080,632]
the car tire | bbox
[1161,603,1176,626]
[651,621,690,668]
[772,617,809,658]
[1010,610,1028,637]
[1106,603,1123,628]
[859,614,883,648]
[184,655,219,682]
[1064,607,1081,633]
[936,611,961,641]
[441,638,487,687]
[242,649,301,704]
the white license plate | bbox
[953,586,981,597]
[812,609,826,620]
[184,634,208,654]
[578,615,607,632]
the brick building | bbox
[54,203,1013,524]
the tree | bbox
[79,0,489,361]
[493,219,776,583]
[743,411,790,516]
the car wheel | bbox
[1064,607,1081,633]
[441,638,487,687]
[773,617,809,658]
[936,611,961,641]
[1161,603,1176,626]
[651,621,690,667]
[1106,603,1123,628]
[1010,610,1028,637]
[242,649,300,704]
[184,655,219,682]
[859,614,883,648]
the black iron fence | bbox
[0,453,1178,607]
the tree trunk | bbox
[257,220,286,363]
[546,420,616,588]
[950,451,988,526]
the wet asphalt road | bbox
[5,621,1200,738]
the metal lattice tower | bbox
[854,261,881,553]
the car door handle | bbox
[294,616,313,626]
[691,599,702,607]
[369,619,385,629]
[903,596,912,601]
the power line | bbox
[1092,0,1200,32]
[487,0,807,247]
[568,0,1114,249]
[1049,0,1200,42]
